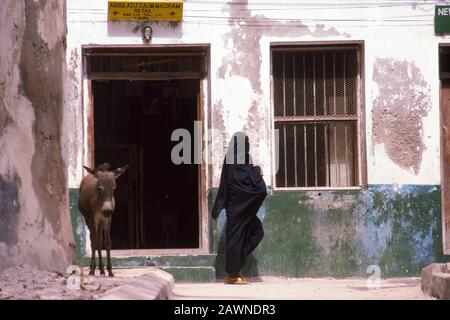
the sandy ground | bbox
[173,277,434,300]
[0,265,149,300]
[0,266,434,300]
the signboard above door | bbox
[435,5,450,34]
[108,0,183,22]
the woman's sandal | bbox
[226,275,249,285]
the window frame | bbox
[270,41,367,191]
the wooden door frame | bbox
[440,80,450,255]
[440,43,450,255]
[81,44,211,257]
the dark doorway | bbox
[93,79,200,249]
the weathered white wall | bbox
[67,0,449,188]
[0,0,76,271]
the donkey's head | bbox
[83,163,129,217]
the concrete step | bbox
[81,254,216,267]
[147,254,216,268]
[160,266,216,283]
[421,263,450,300]
[99,268,175,300]
[80,254,217,282]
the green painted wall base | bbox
[212,184,450,278]
[70,185,450,280]
[78,254,217,283]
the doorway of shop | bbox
[92,79,200,250]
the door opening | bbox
[93,79,200,250]
[440,45,450,254]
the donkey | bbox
[78,163,128,277]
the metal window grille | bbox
[272,47,361,188]
[83,47,207,80]
[89,54,202,73]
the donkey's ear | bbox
[83,166,96,175]
[114,165,129,179]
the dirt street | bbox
[0,266,435,300]
[0,264,141,300]
[173,277,434,300]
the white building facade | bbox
[66,0,450,279]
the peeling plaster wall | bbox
[0,0,76,272]
[66,0,348,187]
[364,25,440,185]
[67,0,443,188]
[372,58,431,175]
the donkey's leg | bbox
[105,219,114,277]
[97,226,105,275]
[89,226,96,275]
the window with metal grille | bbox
[272,46,363,189]
[83,46,208,80]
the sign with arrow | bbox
[108,0,183,22]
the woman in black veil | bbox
[212,132,267,284]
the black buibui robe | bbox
[212,132,267,276]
